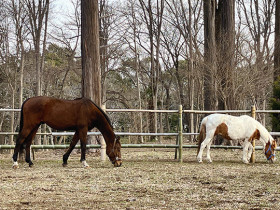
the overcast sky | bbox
[51,0,74,23]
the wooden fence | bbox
[1,106,280,163]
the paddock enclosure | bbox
[2,105,280,162]
[1,107,280,209]
[1,149,280,209]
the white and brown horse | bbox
[197,114,277,163]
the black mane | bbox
[80,97,114,130]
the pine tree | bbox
[271,77,280,131]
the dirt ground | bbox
[1,148,280,209]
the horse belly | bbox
[45,120,76,131]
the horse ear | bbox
[116,136,120,141]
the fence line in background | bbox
[1,107,280,163]
[1,144,280,151]
[0,131,199,136]
[3,108,280,113]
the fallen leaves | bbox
[0,149,280,209]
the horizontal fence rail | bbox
[1,131,280,136]
[4,108,280,113]
[1,144,280,151]
[0,131,199,136]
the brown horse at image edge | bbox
[12,96,122,168]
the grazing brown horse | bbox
[12,96,122,168]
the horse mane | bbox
[79,97,114,131]
[253,118,273,142]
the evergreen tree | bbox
[271,77,280,131]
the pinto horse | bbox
[197,114,277,163]
[12,96,122,168]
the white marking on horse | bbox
[12,161,19,169]
[197,114,277,163]
[82,160,90,168]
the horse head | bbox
[264,140,277,163]
[107,136,122,167]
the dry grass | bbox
[1,148,280,209]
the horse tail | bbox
[197,120,207,155]
[19,98,29,133]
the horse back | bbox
[205,114,260,140]
[21,96,96,131]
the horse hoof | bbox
[81,160,90,168]
[62,163,67,167]
[12,164,19,169]
[12,161,19,169]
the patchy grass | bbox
[1,148,280,209]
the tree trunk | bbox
[187,0,194,141]
[99,0,108,107]
[134,41,143,143]
[203,0,217,110]
[275,0,280,80]
[81,0,102,156]
[0,113,6,154]
[216,0,235,110]
[81,0,101,105]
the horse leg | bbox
[24,127,39,167]
[62,131,79,167]
[197,132,214,163]
[79,129,89,168]
[242,139,250,164]
[12,129,32,169]
[206,139,213,163]
[247,142,253,162]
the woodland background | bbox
[0,0,280,145]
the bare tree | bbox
[48,0,81,98]
[10,0,28,106]
[125,0,144,142]
[237,0,274,113]
[139,0,164,139]
[0,13,16,147]
[275,0,280,80]
[24,0,50,96]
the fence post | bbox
[250,105,256,163]
[178,105,183,163]
[100,104,107,161]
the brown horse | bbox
[12,96,122,168]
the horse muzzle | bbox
[112,157,122,167]
[113,160,122,167]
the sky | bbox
[51,0,75,23]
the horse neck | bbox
[91,104,116,146]
[257,122,272,143]
[96,121,116,147]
